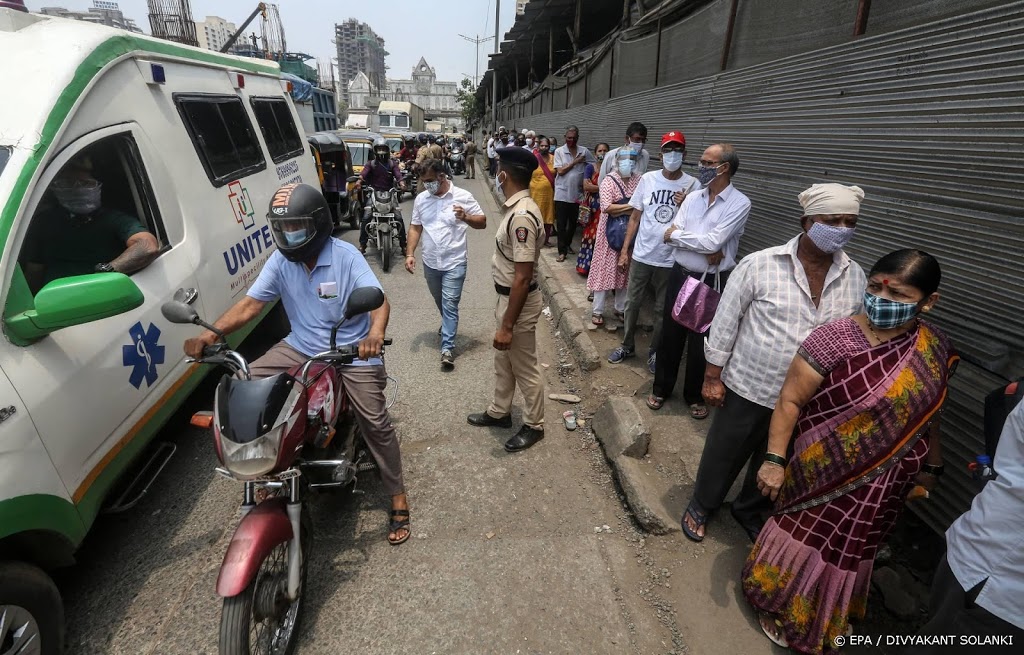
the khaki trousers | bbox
[487,291,545,429]
[250,341,405,495]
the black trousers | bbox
[905,555,1023,654]
[653,264,730,404]
[554,200,579,256]
[690,386,775,525]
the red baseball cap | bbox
[661,131,686,147]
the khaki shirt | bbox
[492,189,542,287]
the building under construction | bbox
[147,0,197,47]
[334,18,387,107]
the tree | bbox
[455,77,484,127]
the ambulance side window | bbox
[18,133,166,294]
[175,94,266,187]
[251,97,304,163]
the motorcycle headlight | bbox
[221,425,284,479]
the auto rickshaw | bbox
[307,131,359,230]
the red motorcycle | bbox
[161,286,390,655]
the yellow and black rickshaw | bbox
[307,131,360,230]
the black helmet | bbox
[267,183,332,263]
[427,134,436,144]
[373,137,390,162]
[418,133,428,145]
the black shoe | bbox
[441,349,454,371]
[504,425,544,452]
[467,412,512,428]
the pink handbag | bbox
[671,271,722,333]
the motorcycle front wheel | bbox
[219,522,310,655]
[380,231,393,272]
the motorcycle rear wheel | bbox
[219,522,310,655]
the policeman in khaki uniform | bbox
[467,146,546,452]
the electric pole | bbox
[492,0,500,134]
[459,33,493,86]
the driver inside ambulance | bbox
[23,157,160,290]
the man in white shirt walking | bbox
[908,400,1024,653]
[650,144,751,416]
[405,159,487,370]
[609,131,701,372]
[598,121,651,187]
[679,183,867,543]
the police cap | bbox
[496,146,538,173]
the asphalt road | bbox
[58,174,679,654]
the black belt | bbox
[495,282,538,296]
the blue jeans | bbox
[423,262,467,352]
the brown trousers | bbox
[250,341,404,496]
[487,291,545,429]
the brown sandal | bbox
[646,394,665,410]
[591,313,604,326]
[689,403,709,420]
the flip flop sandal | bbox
[681,500,707,542]
[388,509,411,546]
[646,395,665,410]
[689,403,710,420]
[591,313,604,326]
[759,612,789,648]
[563,410,577,431]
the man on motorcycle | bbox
[358,137,407,255]
[398,136,418,164]
[183,183,411,545]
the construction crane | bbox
[220,2,266,53]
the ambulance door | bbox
[0,124,199,514]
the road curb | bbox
[483,177,603,372]
[592,396,681,535]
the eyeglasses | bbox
[698,159,722,167]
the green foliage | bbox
[455,77,484,126]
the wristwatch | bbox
[95,262,115,273]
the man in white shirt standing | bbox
[598,121,651,187]
[486,128,500,177]
[678,183,867,543]
[909,400,1024,653]
[552,125,596,261]
[609,131,701,373]
[650,144,750,416]
[405,159,487,370]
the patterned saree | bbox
[742,319,958,654]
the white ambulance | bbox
[0,9,317,651]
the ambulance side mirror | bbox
[5,273,144,343]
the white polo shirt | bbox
[411,183,484,272]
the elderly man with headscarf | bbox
[679,182,869,543]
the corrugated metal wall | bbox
[503,1,1024,533]
[658,0,731,85]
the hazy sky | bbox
[25,0,518,84]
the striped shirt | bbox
[704,234,867,409]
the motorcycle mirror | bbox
[161,300,200,325]
[344,287,385,320]
[173,287,199,305]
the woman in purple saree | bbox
[743,250,959,654]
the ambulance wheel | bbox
[0,561,64,655]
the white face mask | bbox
[525,138,534,147]
[662,151,684,172]
[494,171,507,202]
[424,180,441,195]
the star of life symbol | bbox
[228,180,256,230]
[122,322,165,389]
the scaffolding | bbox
[147,0,197,46]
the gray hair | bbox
[716,143,739,176]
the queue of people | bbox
[480,120,1019,653]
